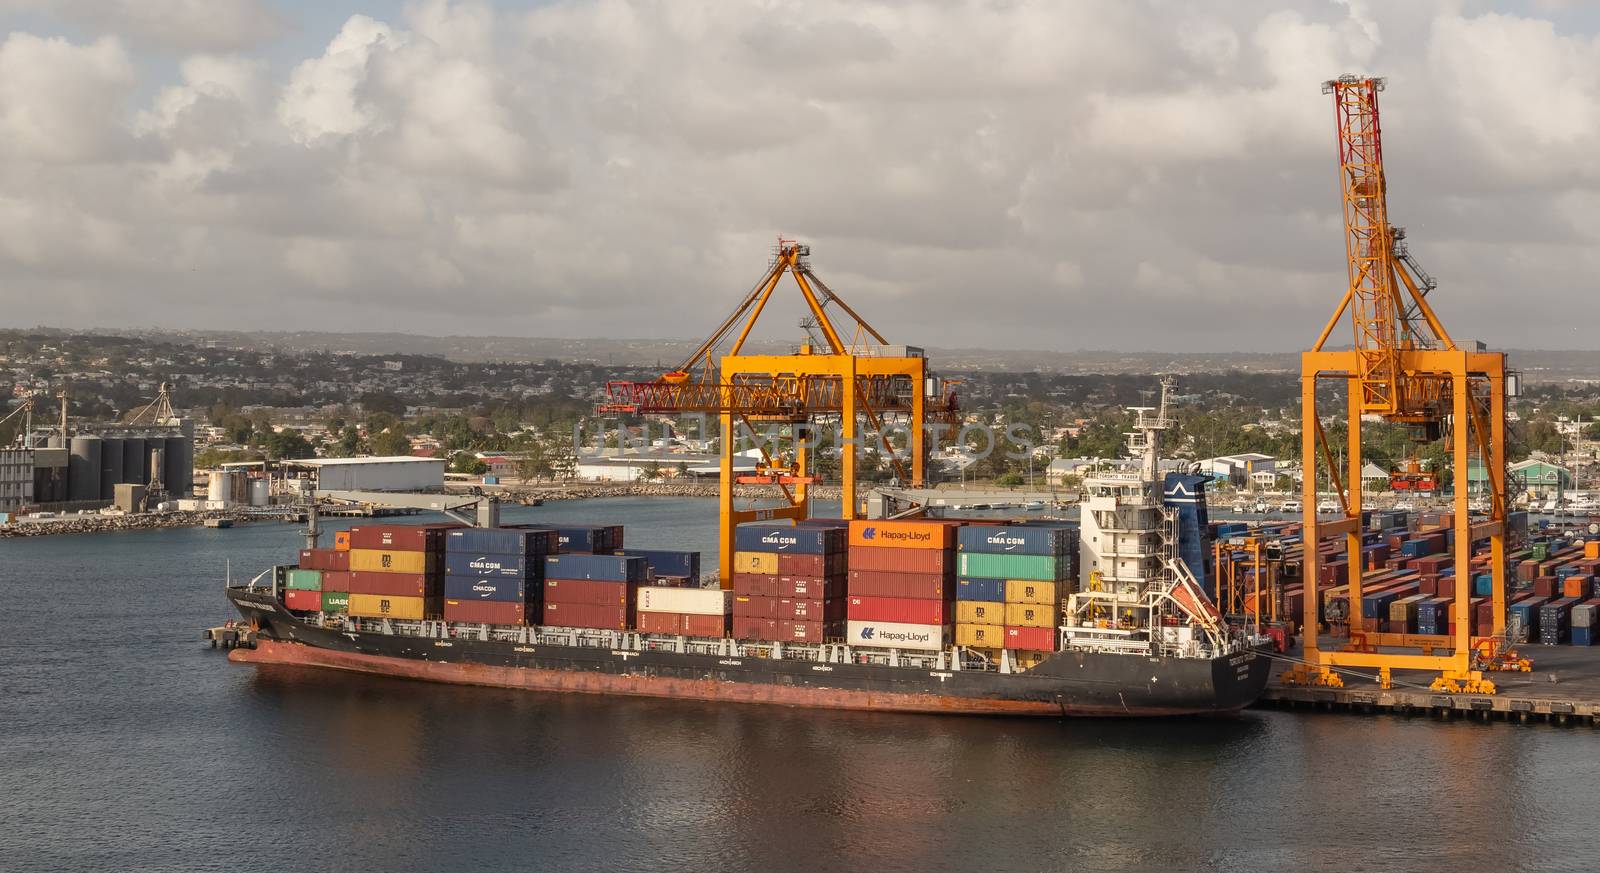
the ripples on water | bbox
[3,498,1596,872]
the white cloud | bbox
[0,33,137,162]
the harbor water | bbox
[3,497,1598,872]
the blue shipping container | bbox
[1572,626,1595,646]
[553,524,623,553]
[445,551,534,579]
[447,527,557,556]
[956,525,1069,556]
[544,553,646,583]
[616,548,701,580]
[443,573,529,602]
[955,577,1006,601]
[733,523,841,555]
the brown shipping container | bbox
[777,552,847,577]
[683,613,730,637]
[299,549,351,572]
[779,619,843,644]
[443,599,525,625]
[348,570,432,597]
[848,545,954,574]
[732,574,781,598]
[321,570,352,593]
[779,575,845,600]
[636,611,685,634]
[348,524,451,553]
[848,569,950,600]
[542,601,631,630]
[732,616,780,641]
[544,578,632,606]
[733,595,777,619]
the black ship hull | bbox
[226,588,1272,717]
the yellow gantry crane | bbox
[600,240,958,583]
[1286,76,1512,693]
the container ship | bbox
[222,392,1270,717]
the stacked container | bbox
[553,524,624,554]
[346,524,453,620]
[636,585,731,636]
[955,523,1075,653]
[292,546,351,613]
[442,527,559,625]
[731,522,848,642]
[616,549,701,584]
[845,519,959,651]
[542,554,647,630]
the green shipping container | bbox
[286,568,323,590]
[320,591,350,613]
[957,552,1068,582]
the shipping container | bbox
[298,549,350,572]
[285,568,323,591]
[542,554,647,583]
[732,616,780,641]
[333,530,351,551]
[847,545,955,574]
[284,589,322,611]
[776,552,847,577]
[847,569,950,600]
[446,526,559,556]
[637,586,730,616]
[1004,625,1056,651]
[778,619,840,644]
[348,593,428,620]
[733,523,845,555]
[443,552,536,579]
[683,613,729,637]
[848,519,958,551]
[542,600,630,630]
[348,524,451,553]
[957,552,1067,582]
[955,601,1006,625]
[845,620,948,651]
[955,623,1006,648]
[442,574,529,603]
[349,549,437,575]
[321,591,350,613]
[955,578,1006,602]
[443,599,525,625]
[320,570,352,593]
[1004,580,1057,605]
[732,573,780,598]
[543,578,633,606]
[637,611,685,634]
[847,595,949,625]
[731,551,780,575]
[616,549,701,580]
[348,570,432,598]
[553,524,624,554]
[1004,602,1058,628]
[778,575,844,600]
[956,525,1070,556]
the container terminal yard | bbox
[203,76,1600,725]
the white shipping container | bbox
[637,586,731,616]
[845,620,948,651]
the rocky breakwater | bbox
[0,509,300,538]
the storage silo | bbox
[207,470,232,505]
[249,478,269,507]
[148,444,166,491]
[100,437,124,500]
[164,435,193,497]
[122,437,146,485]
[68,436,102,502]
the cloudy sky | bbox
[0,0,1597,352]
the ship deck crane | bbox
[1285,76,1514,694]
[599,240,958,582]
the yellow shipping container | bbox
[731,551,779,575]
[1013,651,1048,672]
[1005,580,1057,605]
[956,623,1007,648]
[348,593,427,620]
[1005,602,1057,628]
[955,601,1006,625]
[348,548,435,574]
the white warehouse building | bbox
[294,456,446,492]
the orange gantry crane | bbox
[600,240,957,582]
[1286,75,1513,693]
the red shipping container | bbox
[683,613,729,638]
[848,545,954,574]
[1534,576,1557,597]
[1005,625,1055,651]
[776,552,847,577]
[299,549,351,572]
[733,595,776,618]
[544,578,632,606]
[732,617,780,641]
[636,611,685,634]
[779,619,843,644]
[732,573,780,597]
[848,570,949,600]
[320,571,352,593]
[542,601,630,630]
[779,575,845,600]
[847,595,949,624]
[443,599,525,625]
[348,571,432,597]
[284,589,321,611]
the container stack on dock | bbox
[542,553,646,630]
[731,522,848,642]
[844,519,959,651]
[346,524,452,620]
[636,584,730,636]
[442,527,558,625]
[954,523,1076,662]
